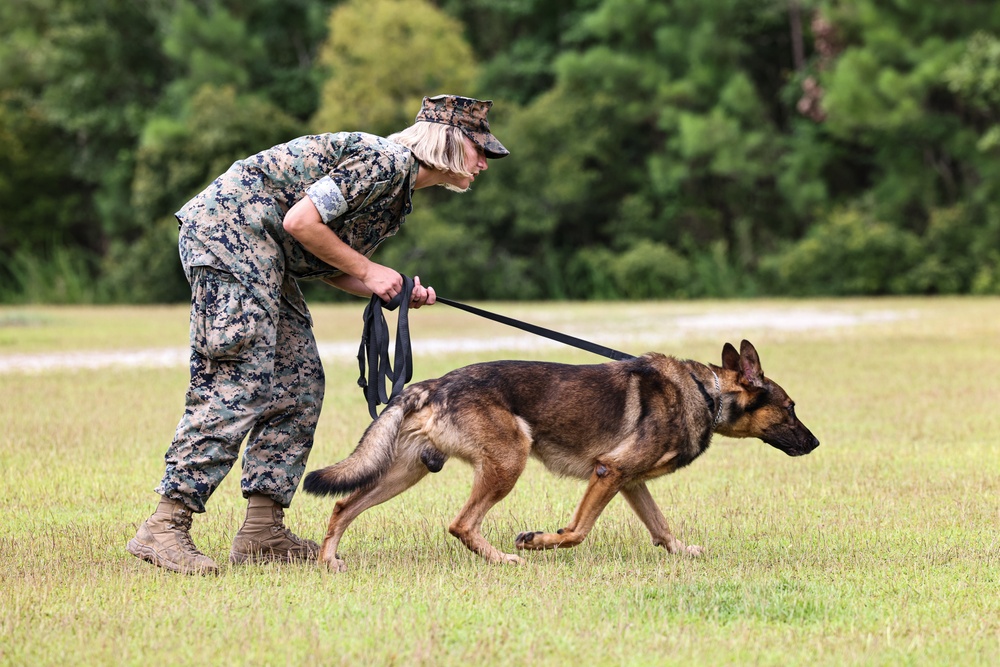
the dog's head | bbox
[719,340,820,457]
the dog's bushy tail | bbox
[302,389,424,497]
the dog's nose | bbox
[809,437,820,451]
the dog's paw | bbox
[514,531,540,549]
[320,556,348,572]
[659,537,704,557]
[499,553,526,566]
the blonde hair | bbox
[388,122,473,192]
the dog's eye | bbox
[787,404,796,418]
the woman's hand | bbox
[409,275,436,308]
[360,262,404,303]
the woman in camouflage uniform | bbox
[128,95,508,574]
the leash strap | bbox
[435,297,636,361]
[357,278,636,419]
[357,275,414,419]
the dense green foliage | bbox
[2,0,1000,302]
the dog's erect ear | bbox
[738,339,765,387]
[721,343,740,371]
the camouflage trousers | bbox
[155,229,325,514]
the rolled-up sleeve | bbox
[306,176,349,223]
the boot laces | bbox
[169,509,207,556]
[273,508,310,547]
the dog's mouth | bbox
[764,431,820,457]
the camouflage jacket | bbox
[176,132,419,325]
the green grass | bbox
[1,298,998,666]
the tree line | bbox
[2,0,999,303]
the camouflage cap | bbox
[415,95,510,159]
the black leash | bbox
[434,297,636,361]
[357,276,414,419]
[357,275,636,418]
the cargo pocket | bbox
[190,267,262,363]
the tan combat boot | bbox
[127,496,219,575]
[230,494,319,564]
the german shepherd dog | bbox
[303,340,818,571]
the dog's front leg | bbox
[515,461,623,551]
[620,482,703,556]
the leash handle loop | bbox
[357,275,415,419]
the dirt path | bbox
[0,308,908,373]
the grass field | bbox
[1,298,998,666]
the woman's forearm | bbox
[283,196,403,301]
[322,274,371,297]
[283,197,371,278]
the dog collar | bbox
[710,370,723,428]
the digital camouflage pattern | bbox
[156,228,325,512]
[156,132,418,512]
[175,131,419,326]
[415,95,509,159]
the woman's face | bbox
[443,135,488,190]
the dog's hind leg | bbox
[447,420,532,565]
[620,482,703,556]
[318,454,429,572]
[515,460,624,551]
[448,459,527,565]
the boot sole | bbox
[127,539,219,575]
[229,550,317,565]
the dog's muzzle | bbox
[782,435,820,457]
[764,426,820,457]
